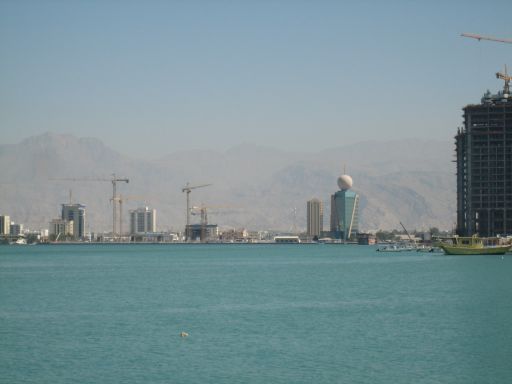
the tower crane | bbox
[190,204,236,242]
[182,182,211,241]
[110,174,129,240]
[51,173,129,240]
[461,32,512,96]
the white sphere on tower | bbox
[337,175,353,190]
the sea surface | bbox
[1,244,511,384]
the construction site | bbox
[456,73,512,237]
[42,177,261,243]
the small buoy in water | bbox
[180,332,189,337]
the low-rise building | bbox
[49,219,73,239]
[9,223,23,236]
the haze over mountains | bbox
[0,132,456,233]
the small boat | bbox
[439,235,511,255]
[376,243,415,252]
[416,245,435,253]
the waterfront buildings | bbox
[330,175,359,241]
[0,215,10,235]
[357,233,376,245]
[49,218,73,239]
[219,228,249,242]
[9,223,23,236]
[306,198,323,238]
[274,235,301,243]
[61,204,86,239]
[129,206,156,234]
[185,224,218,242]
[455,76,512,236]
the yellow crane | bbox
[461,32,512,96]
[182,182,211,241]
[496,65,511,95]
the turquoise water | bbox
[1,244,511,383]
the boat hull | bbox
[440,244,510,255]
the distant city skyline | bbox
[1,1,511,159]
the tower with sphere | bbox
[330,174,359,241]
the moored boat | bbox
[376,243,415,252]
[439,235,511,255]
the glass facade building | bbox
[129,207,156,234]
[61,204,86,239]
[330,189,359,241]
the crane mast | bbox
[111,174,129,240]
[115,194,148,238]
[496,65,511,95]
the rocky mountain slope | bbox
[0,133,456,233]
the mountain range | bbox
[0,132,456,233]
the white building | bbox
[129,207,156,234]
[49,219,74,239]
[0,215,10,235]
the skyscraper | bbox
[307,198,323,238]
[330,174,359,241]
[456,74,512,237]
[129,207,156,234]
[61,204,86,239]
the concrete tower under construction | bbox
[455,71,512,237]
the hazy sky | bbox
[1,0,511,158]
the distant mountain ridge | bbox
[0,132,456,233]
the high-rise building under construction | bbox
[455,72,512,237]
[61,204,86,239]
[129,206,156,234]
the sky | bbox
[1,0,511,158]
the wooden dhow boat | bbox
[439,235,511,255]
